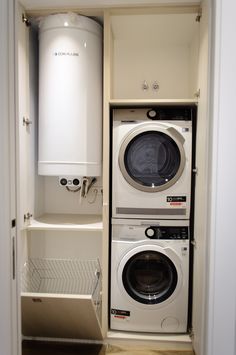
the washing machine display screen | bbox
[122,251,178,304]
[124,131,181,188]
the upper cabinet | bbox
[106,8,200,101]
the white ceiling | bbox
[19,0,200,11]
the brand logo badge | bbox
[54,52,79,57]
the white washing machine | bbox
[112,106,195,220]
[110,219,190,333]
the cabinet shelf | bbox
[27,214,103,232]
[109,98,198,107]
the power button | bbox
[145,227,156,239]
[147,109,158,119]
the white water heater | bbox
[38,13,102,176]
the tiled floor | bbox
[22,341,194,355]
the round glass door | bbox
[119,127,185,192]
[122,250,178,305]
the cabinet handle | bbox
[12,236,15,280]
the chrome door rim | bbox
[118,124,186,193]
[117,244,183,309]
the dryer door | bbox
[119,123,186,192]
[118,245,182,306]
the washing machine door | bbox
[119,123,186,192]
[118,245,181,306]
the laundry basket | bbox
[21,258,103,339]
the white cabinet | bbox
[103,6,210,354]
[110,11,200,100]
[17,3,104,341]
[15,1,210,354]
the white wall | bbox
[0,0,18,354]
[205,1,236,355]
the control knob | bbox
[147,109,158,119]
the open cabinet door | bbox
[191,1,211,354]
[17,2,39,230]
[0,0,18,354]
[22,295,103,340]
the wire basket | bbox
[21,258,101,300]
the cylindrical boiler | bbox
[38,13,102,176]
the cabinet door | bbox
[0,0,18,354]
[22,295,103,340]
[17,5,35,229]
[192,1,210,354]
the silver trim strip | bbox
[116,207,186,216]
[111,218,190,226]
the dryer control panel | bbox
[145,226,189,240]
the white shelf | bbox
[109,98,198,106]
[27,214,103,232]
[107,331,191,343]
[107,331,192,350]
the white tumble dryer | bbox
[112,106,195,220]
[110,219,190,333]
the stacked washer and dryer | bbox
[110,106,196,333]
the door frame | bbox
[204,0,236,354]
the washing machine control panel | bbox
[145,226,188,240]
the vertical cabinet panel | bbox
[0,0,18,354]
[17,6,34,230]
[192,1,210,354]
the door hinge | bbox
[193,167,198,175]
[189,327,194,340]
[195,9,202,22]
[24,212,33,223]
[23,116,32,126]
[194,89,200,99]
[191,240,197,248]
[22,14,31,27]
